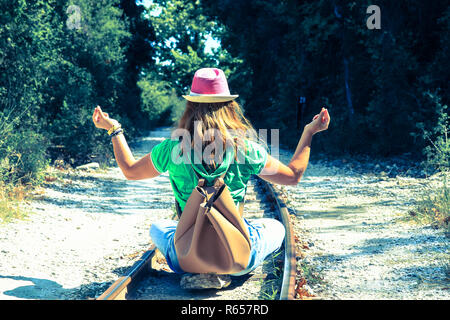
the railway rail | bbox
[97,176,296,300]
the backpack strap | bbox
[174,200,182,219]
[189,163,206,187]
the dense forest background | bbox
[0,0,448,186]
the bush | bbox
[138,75,185,126]
[0,181,32,223]
[409,173,450,234]
[0,129,50,185]
[419,93,449,172]
[409,92,449,232]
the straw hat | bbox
[182,68,238,103]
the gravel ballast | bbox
[276,151,449,300]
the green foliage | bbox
[200,0,449,159]
[116,0,156,128]
[0,108,49,185]
[0,0,448,190]
[0,129,49,185]
[146,0,243,96]
[0,0,155,185]
[138,74,185,125]
[415,93,449,172]
[149,0,215,93]
[135,0,243,125]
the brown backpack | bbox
[174,169,251,274]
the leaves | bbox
[199,0,449,158]
[146,0,242,96]
[295,277,315,300]
[0,0,154,182]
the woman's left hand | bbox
[305,107,330,135]
[92,105,120,131]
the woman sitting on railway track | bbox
[92,68,330,288]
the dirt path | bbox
[0,129,175,300]
[275,151,449,299]
[0,128,448,300]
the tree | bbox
[145,0,241,95]
[137,0,242,124]
[117,0,156,128]
[0,0,158,183]
[201,0,449,157]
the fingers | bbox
[320,108,329,124]
[96,106,103,118]
[308,107,330,134]
[322,112,330,129]
[93,107,100,123]
[96,106,108,120]
[93,106,107,125]
[321,109,327,123]
[324,109,330,123]
[313,108,327,122]
[97,106,110,119]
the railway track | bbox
[97,176,296,300]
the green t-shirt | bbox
[150,138,268,211]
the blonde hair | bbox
[176,100,258,168]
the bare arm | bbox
[92,106,160,180]
[111,133,160,180]
[259,108,330,185]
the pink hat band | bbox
[183,68,238,103]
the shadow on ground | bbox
[0,274,113,300]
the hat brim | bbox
[182,94,239,103]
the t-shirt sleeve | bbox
[150,139,174,174]
[245,140,268,175]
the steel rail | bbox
[97,179,296,300]
[259,178,297,300]
[97,245,157,300]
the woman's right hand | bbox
[92,105,120,131]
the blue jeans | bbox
[149,217,285,276]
